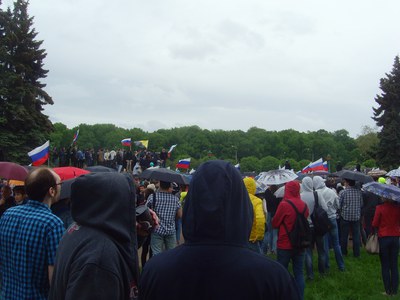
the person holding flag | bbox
[160,148,168,168]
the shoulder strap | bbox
[313,191,319,208]
[153,192,157,209]
[282,200,307,235]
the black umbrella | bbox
[140,168,189,185]
[338,170,373,183]
[85,166,117,173]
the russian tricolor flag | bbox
[28,141,50,166]
[121,138,131,147]
[176,158,191,169]
[301,158,328,173]
[72,129,79,144]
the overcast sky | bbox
[3,0,400,137]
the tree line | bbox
[47,123,378,173]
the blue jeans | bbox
[324,218,345,271]
[277,249,305,300]
[305,227,326,279]
[379,236,399,295]
[175,219,182,244]
[340,218,361,257]
[248,241,262,254]
[150,232,177,256]
[263,212,277,253]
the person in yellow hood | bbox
[243,177,266,253]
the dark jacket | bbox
[139,160,300,300]
[49,173,139,300]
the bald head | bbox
[25,168,60,202]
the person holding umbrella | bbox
[372,196,400,296]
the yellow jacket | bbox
[243,177,266,242]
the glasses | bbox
[55,182,63,186]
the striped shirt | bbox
[147,192,181,236]
[0,200,64,299]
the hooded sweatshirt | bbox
[312,176,337,219]
[49,173,139,300]
[243,177,266,242]
[272,180,309,250]
[300,176,315,226]
[139,160,300,300]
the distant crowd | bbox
[51,147,170,171]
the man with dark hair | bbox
[339,178,363,257]
[0,167,64,299]
[147,180,182,255]
[140,160,300,300]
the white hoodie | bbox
[313,176,339,219]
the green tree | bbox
[372,56,400,169]
[0,0,53,163]
[355,125,379,164]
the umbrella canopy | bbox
[338,170,373,183]
[367,169,387,177]
[386,168,400,177]
[85,165,117,173]
[0,162,29,181]
[257,169,298,185]
[362,182,400,202]
[59,178,75,200]
[140,168,189,185]
[53,167,90,181]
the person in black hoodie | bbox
[49,172,139,300]
[139,160,300,300]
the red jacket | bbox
[372,202,400,238]
[272,181,309,250]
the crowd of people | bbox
[51,147,169,173]
[0,160,399,299]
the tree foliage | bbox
[372,56,400,169]
[0,0,52,163]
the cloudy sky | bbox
[3,0,400,137]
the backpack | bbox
[283,200,312,251]
[311,191,332,236]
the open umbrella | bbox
[85,166,117,173]
[140,168,189,185]
[53,167,90,181]
[338,170,373,184]
[386,168,400,177]
[362,182,400,202]
[257,169,298,185]
[367,169,387,177]
[0,162,29,181]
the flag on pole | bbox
[28,140,50,166]
[121,138,132,147]
[176,158,191,169]
[168,144,177,158]
[72,129,79,144]
[301,158,328,173]
[134,140,149,149]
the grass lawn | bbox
[303,248,387,300]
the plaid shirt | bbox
[339,187,363,221]
[0,200,64,299]
[147,192,181,236]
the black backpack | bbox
[283,200,312,251]
[311,191,332,236]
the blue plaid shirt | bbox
[0,200,64,299]
[147,192,181,236]
[339,187,363,221]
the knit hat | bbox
[378,177,386,184]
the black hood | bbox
[182,160,253,245]
[70,172,137,274]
